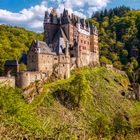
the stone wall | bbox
[0,77,15,87]
[27,51,38,71]
[78,32,90,52]
[16,71,48,89]
[89,52,99,65]
[38,53,54,74]
[44,24,59,44]
[90,35,98,50]
[101,63,126,75]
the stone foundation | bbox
[16,71,48,89]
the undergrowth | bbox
[1,67,140,139]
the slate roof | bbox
[19,53,27,65]
[60,28,68,42]
[4,60,18,66]
[33,40,56,55]
[52,27,69,54]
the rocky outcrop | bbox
[132,83,140,100]
[22,80,44,103]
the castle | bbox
[0,8,99,89]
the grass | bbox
[1,67,140,139]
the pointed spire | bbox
[62,9,71,24]
[44,11,50,23]
[45,11,49,18]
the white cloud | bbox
[55,0,110,10]
[0,0,111,32]
[0,1,49,32]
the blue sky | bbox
[0,0,139,32]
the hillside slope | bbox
[0,25,43,74]
[90,7,140,83]
[1,67,140,139]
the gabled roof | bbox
[4,60,18,66]
[52,27,69,54]
[53,27,68,42]
[32,40,56,55]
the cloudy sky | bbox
[0,0,140,32]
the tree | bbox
[100,56,112,64]
[0,25,43,74]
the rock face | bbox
[133,83,140,100]
[22,80,44,103]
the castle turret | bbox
[90,24,99,65]
[61,9,71,24]
[50,8,58,24]
[43,8,59,45]
[16,72,30,89]
[44,11,50,24]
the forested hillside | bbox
[0,25,43,75]
[89,6,140,83]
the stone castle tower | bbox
[27,8,99,79]
[3,8,99,89]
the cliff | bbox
[1,67,140,139]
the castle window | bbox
[83,46,86,50]
[71,54,74,57]
[35,75,37,80]
[54,58,57,60]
